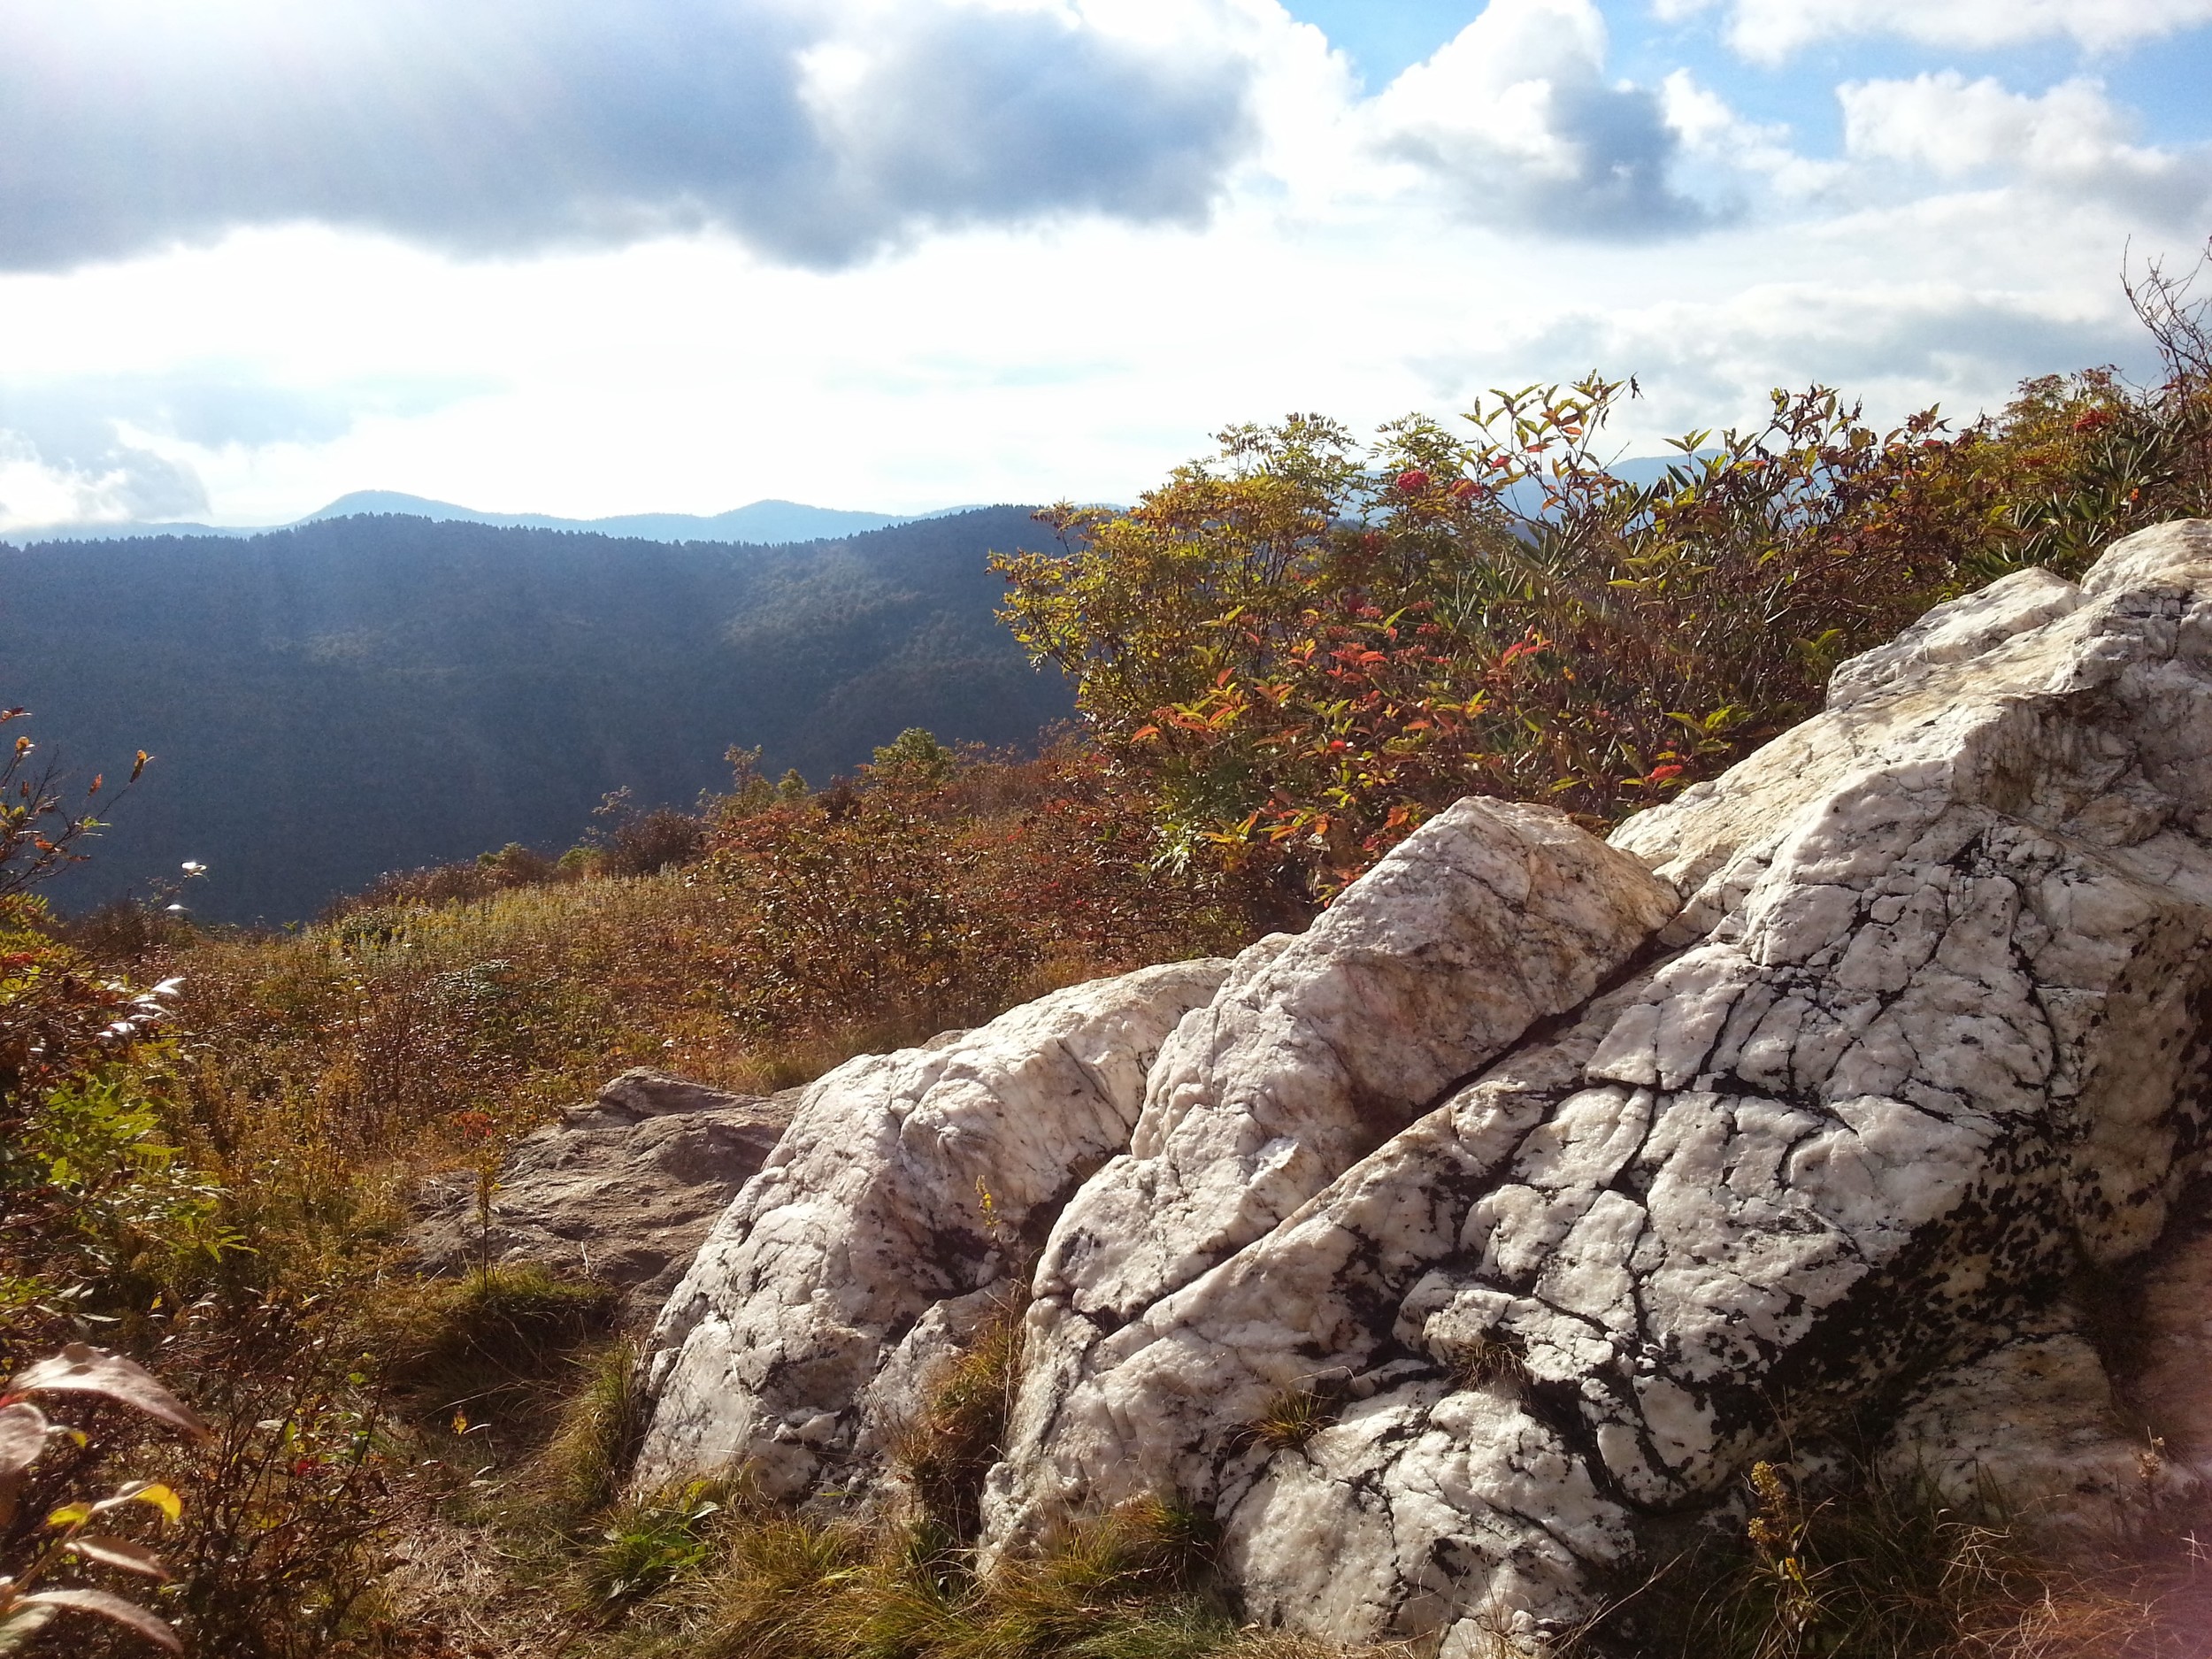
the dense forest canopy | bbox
[0,508,1071,922]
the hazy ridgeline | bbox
[2,506,1072,922]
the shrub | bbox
[702,734,1286,1056]
[0,1345,211,1656]
[994,261,2212,893]
[145,1305,397,1659]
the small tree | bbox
[0,710,145,902]
[867,728,956,791]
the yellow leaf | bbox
[47,1502,94,1528]
[116,1483,182,1524]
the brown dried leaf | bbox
[7,1347,210,1442]
[19,1588,181,1652]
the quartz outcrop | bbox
[633,960,1232,1495]
[636,520,2212,1655]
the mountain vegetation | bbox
[0,508,1072,922]
[999,339,2212,894]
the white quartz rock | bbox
[631,958,1228,1494]
[1877,1331,2183,1542]
[1034,797,1679,1328]
[987,521,2212,1653]
[638,520,2212,1658]
[1825,565,2085,712]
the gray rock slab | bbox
[410,1069,792,1325]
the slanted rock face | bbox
[631,960,1231,1496]
[992,798,1680,1580]
[637,520,2212,1657]
[1033,798,1682,1332]
[410,1069,790,1325]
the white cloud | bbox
[1368,0,1707,237]
[1839,73,2212,226]
[1659,68,1845,199]
[0,429,207,534]
[1660,0,2212,64]
[0,0,2203,538]
[1844,74,2132,177]
[0,0,1267,273]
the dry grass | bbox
[890,1293,1030,1539]
[536,1340,651,1527]
[1583,1459,2212,1659]
[16,750,1281,1659]
[1245,1384,1342,1453]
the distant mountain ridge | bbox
[8,492,974,547]
[3,507,1070,922]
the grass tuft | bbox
[891,1294,1029,1539]
[1247,1384,1340,1453]
[384,1263,618,1440]
[537,1338,650,1526]
[582,1477,741,1609]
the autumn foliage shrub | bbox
[995,248,2212,893]
[703,734,1276,1056]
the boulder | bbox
[632,960,1233,1496]
[993,798,1679,1576]
[637,519,2212,1656]
[1033,798,1681,1332]
[411,1069,790,1325]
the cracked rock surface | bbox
[640,520,2212,1655]
[633,960,1230,1495]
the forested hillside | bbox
[0,507,1071,921]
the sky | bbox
[2,0,2209,532]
